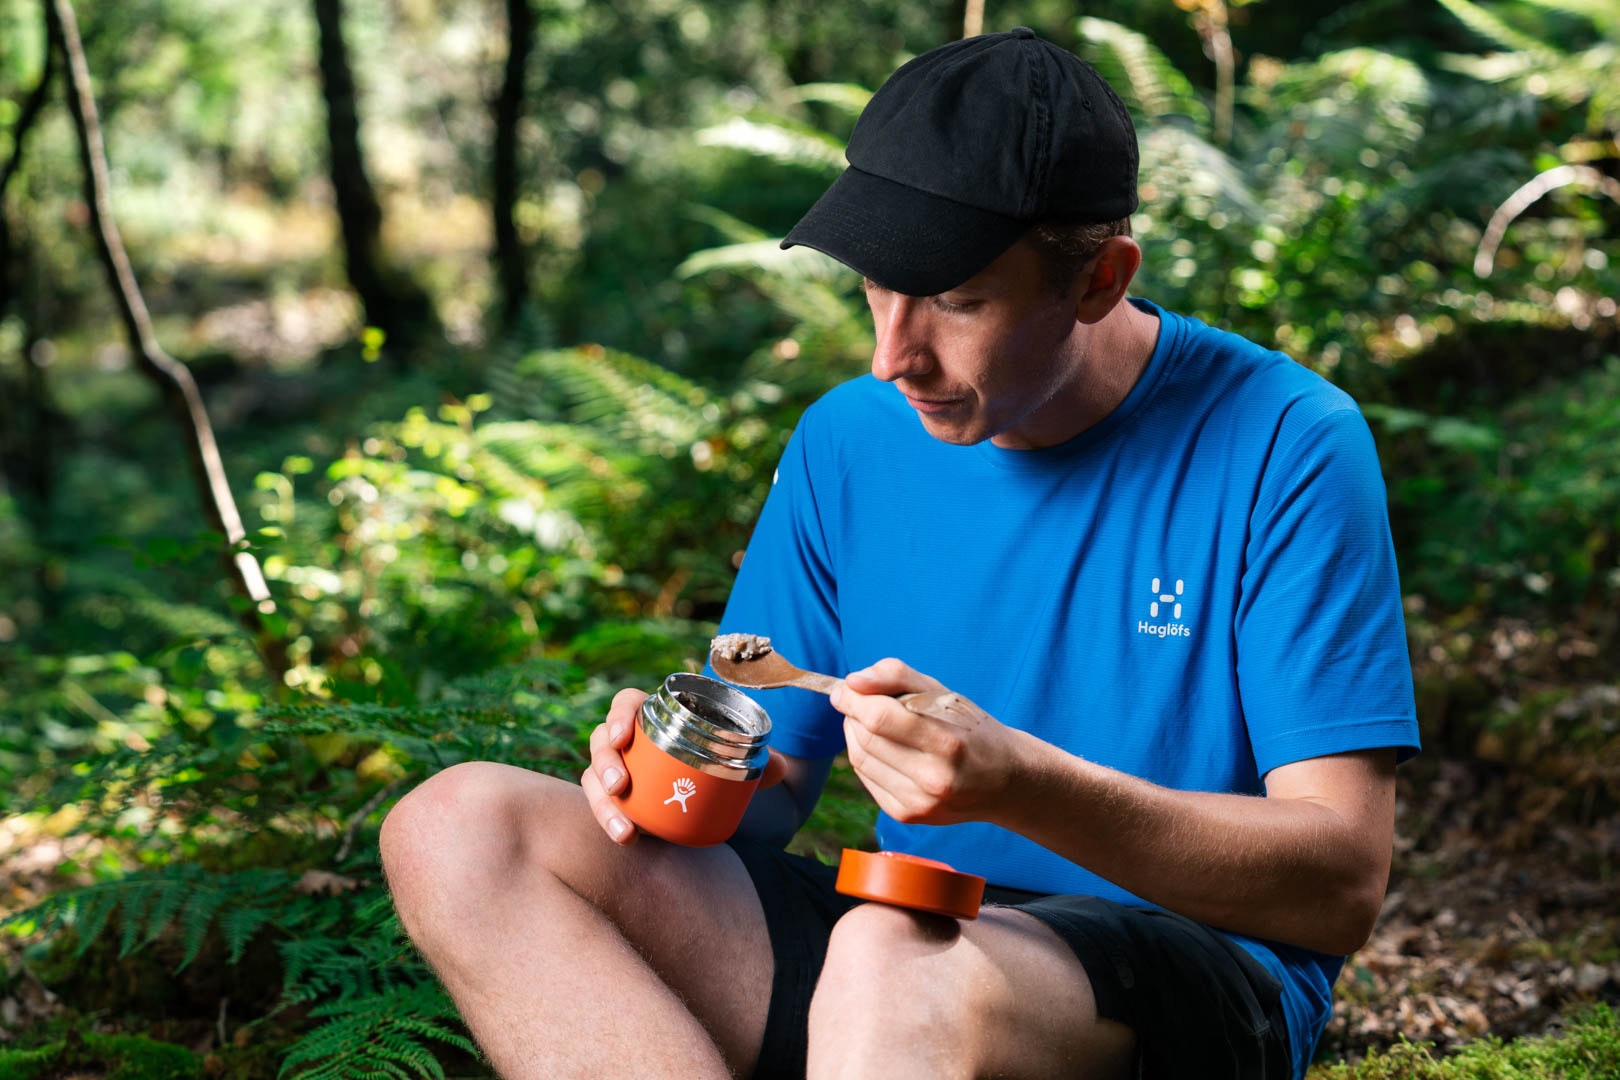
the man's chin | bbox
[915,413,988,446]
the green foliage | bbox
[257,660,586,772]
[1437,0,1620,136]
[1374,355,1620,615]
[1309,1004,1620,1078]
[0,1031,202,1080]
[232,344,799,700]
[0,865,306,970]
[3,609,616,1073]
[1078,16,1212,126]
[278,983,477,1080]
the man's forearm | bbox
[995,735,1396,955]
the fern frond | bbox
[683,204,772,246]
[789,82,872,119]
[1439,51,1538,82]
[1435,0,1566,58]
[1516,0,1619,34]
[0,866,308,971]
[258,660,583,770]
[279,983,477,1080]
[487,349,719,479]
[1243,48,1435,180]
[116,875,156,958]
[279,889,423,1006]
[676,239,849,284]
[220,900,281,964]
[1076,17,1210,128]
[53,562,247,647]
[696,116,846,173]
[1139,125,1266,223]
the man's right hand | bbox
[579,687,647,845]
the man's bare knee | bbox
[810,903,975,1069]
[380,763,578,930]
[809,905,1136,1080]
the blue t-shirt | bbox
[715,299,1420,1077]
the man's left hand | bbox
[831,658,1029,825]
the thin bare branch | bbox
[1475,163,1620,277]
[46,0,286,677]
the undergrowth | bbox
[1308,1004,1620,1079]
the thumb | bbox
[843,658,944,697]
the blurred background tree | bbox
[0,0,1616,1076]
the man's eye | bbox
[932,296,977,313]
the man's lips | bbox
[903,394,964,415]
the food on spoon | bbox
[710,633,773,662]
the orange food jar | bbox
[611,673,773,847]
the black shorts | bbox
[729,840,1293,1080]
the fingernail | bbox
[830,685,845,709]
[607,817,629,840]
[610,722,626,742]
[602,767,622,792]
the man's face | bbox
[863,240,1090,450]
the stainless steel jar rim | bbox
[640,673,770,777]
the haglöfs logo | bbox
[1138,577,1191,640]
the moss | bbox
[0,1031,202,1080]
[1310,1004,1620,1079]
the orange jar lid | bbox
[835,849,985,920]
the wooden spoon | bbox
[708,636,984,728]
[709,640,841,694]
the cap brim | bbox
[780,166,1028,297]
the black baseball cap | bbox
[781,27,1139,297]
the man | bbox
[380,27,1419,1079]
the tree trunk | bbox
[46,0,287,679]
[962,0,985,38]
[1,4,62,618]
[0,0,54,316]
[493,0,537,332]
[311,0,437,356]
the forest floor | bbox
[1319,753,1620,1063]
[3,754,1618,1069]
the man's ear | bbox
[1075,236,1142,324]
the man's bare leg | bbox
[806,903,1135,1079]
[380,761,772,1078]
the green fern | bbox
[1077,16,1211,128]
[1435,0,1564,58]
[257,662,584,773]
[695,114,846,173]
[280,890,426,1006]
[278,982,478,1080]
[1517,0,1618,33]
[789,81,872,120]
[1437,0,1620,131]
[0,864,309,968]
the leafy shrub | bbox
[1373,355,1620,620]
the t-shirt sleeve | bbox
[1236,402,1420,777]
[706,410,849,760]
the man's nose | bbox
[870,296,934,383]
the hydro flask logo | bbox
[663,778,697,812]
[1138,577,1191,640]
